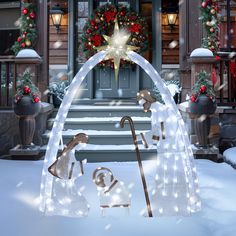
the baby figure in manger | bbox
[136,90,201,216]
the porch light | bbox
[167,13,178,31]
[50,4,64,33]
[162,8,178,32]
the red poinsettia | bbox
[104,10,116,23]
[129,23,142,33]
[91,35,102,47]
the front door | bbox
[94,0,139,99]
[73,0,161,100]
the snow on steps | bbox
[42,104,154,162]
[47,116,151,131]
[43,129,149,145]
[40,144,157,162]
[51,105,151,118]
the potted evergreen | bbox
[49,80,69,108]
[13,69,41,146]
[189,70,217,147]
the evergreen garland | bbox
[82,3,149,68]
[200,0,220,53]
[190,71,216,103]
[14,69,41,103]
[12,1,37,55]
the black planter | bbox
[195,116,211,147]
[14,95,40,116]
[189,94,216,148]
[52,94,62,108]
[189,94,216,115]
[13,95,40,146]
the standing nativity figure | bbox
[136,90,201,216]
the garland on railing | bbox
[200,0,220,53]
[11,1,37,55]
[82,3,149,68]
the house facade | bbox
[0,0,236,157]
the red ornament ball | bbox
[22,8,28,15]
[34,97,40,103]
[17,37,21,42]
[190,95,196,103]
[201,2,207,8]
[29,12,36,19]
[86,29,91,34]
[200,85,207,93]
[23,86,31,94]
[21,43,26,48]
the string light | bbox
[39,47,201,217]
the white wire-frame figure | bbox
[39,50,201,217]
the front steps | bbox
[41,105,156,162]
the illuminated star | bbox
[96,18,139,81]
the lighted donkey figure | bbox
[136,90,201,216]
[47,133,90,217]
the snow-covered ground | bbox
[1,159,236,236]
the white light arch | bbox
[39,51,200,215]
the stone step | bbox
[42,129,149,145]
[51,105,150,118]
[40,144,157,162]
[47,117,151,131]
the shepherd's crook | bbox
[120,116,153,217]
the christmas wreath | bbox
[190,71,216,103]
[82,4,149,68]
[200,0,220,53]
[12,1,37,55]
[14,69,41,104]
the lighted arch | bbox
[39,51,199,214]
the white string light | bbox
[39,50,201,217]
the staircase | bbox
[41,104,156,162]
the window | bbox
[0,1,20,55]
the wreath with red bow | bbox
[82,4,149,68]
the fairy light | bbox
[39,44,201,217]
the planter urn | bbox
[189,94,216,148]
[14,95,40,146]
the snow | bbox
[62,105,144,111]
[16,49,41,58]
[45,129,149,137]
[190,48,214,58]
[223,147,236,169]
[1,159,236,236]
[49,116,151,123]
[41,144,155,152]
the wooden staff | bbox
[120,116,153,217]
